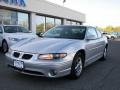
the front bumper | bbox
[6,53,73,78]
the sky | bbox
[46,0,120,27]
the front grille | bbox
[13,52,20,58]
[22,54,33,60]
[13,51,33,60]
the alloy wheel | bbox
[75,57,83,76]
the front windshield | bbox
[4,26,29,33]
[43,26,86,40]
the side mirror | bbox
[36,32,43,37]
[86,35,96,40]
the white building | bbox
[0,0,86,33]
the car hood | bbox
[4,33,38,39]
[11,38,81,54]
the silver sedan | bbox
[6,25,108,79]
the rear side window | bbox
[96,29,102,38]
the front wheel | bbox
[69,53,84,79]
[111,36,115,40]
[2,40,8,53]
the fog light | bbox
[48,70,57,77]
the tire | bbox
[69,53,84,79]
[111,36,115,40]
[100,47,107,61]
[2,40,8,53]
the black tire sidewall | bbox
[2,40,8,53]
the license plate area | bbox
[14,60,24,69]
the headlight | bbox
[8,37,20,42]
[38,53,67,60]
[8,37,27,42]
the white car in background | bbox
[103,32,117,40]
[0,25,38,53]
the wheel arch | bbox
[74,49,86,66]
[2,39,7,44]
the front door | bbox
[85,27,100,64]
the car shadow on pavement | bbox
[8,58,106,82]
[5,58,110,90]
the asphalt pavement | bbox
[0,40,120,90]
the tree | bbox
[104,26,114,32]
[114,26,120,32]
[36,23,45,33]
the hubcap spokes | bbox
[75,58,82,76]
[104,48,107,57]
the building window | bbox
[0,13,2,24]
[80,22,82,25]
[46,17,55,31]
[36,15,45,33]
[66,20,71,25]
[0,20,2,24]
[71,21,76,25]
[0,9,29,29]
[55,18,62,26]
[18,12,29,29]
[0,9,17,25]
[76,22,80,25]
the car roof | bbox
[58,25,95,28]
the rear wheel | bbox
[100,47,107,61]
[2,40,8,53]
[111,36,115,40]
[69,53,84,79]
